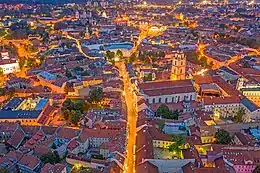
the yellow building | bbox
[236,77,260,106]
[170,51,186,80]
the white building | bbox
[139,79,197,104]
[241,97,260,122]
[0,49,20,74]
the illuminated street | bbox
[0,1,259,173]
[117,62,137,173]
[65,34,94,60]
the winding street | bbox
[65,35,94,60]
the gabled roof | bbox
[137,161,159,173]
[56,127,80,140]
[7,127,25,149]
[18,154,41,170]
[40,163,66,173]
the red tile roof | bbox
[203,96,241,105]
[40,163,66,173]
[34,145,50,156]
[18,154,41,170]
[136,126,154,164]
[79,128,120,142]
[0,151,23,167]
[7,127,25,149]
[137,161,159,173]
[0,122,19,133]
[139,79,193,90]
[67,139,80,152]
[139,80,195,96]
[56,127,79,140]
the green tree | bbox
[51,143,57,149]
[74,100,85,113]
[81,70,89,76]
[26,58,37,68]
[143,73,153,81]
[156,104,180,120]
[0,67,3,76]
[253,165,260,173]
[200,56,208,67]
[172,110,180,120]
[105,50,115,63]
[19,58,26,69]
[65,70,72,78]
[235,107,245,123]
[129,53,136,63]
[0,167,8,173]
[40,151,60,164]
[215,129,232,144]
[88,87,103,104]
[168,134,186,153]
[156,104,171,118]
[73,66,84,72]
[71,110,81,125]
[0,88,5,96]
[62,109,71,120]
[116,49,123,59]
[157,120,165,132]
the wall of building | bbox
[152,140,174,149]
[0,62,20,74]
[147,92,196,104]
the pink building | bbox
[222,147,260,173]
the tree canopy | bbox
[87,87,103,104]
[105,50,115,64]
[0,167,8,173]
[168,134,186,154]
[116,49,123,59]
[40,151,60,164]
[253,165,260,173]
[156,104,180,120]
[234,107,245,123]
[215,129,232,145]
[61,99,85,125]
[0,67,3,76]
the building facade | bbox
[170,51,186,80]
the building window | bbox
[153,98,155,103]
[159,98,161,103]
[165,98,168,103]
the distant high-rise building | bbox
[170,51,186,80]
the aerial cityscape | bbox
[0,0,259,173]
